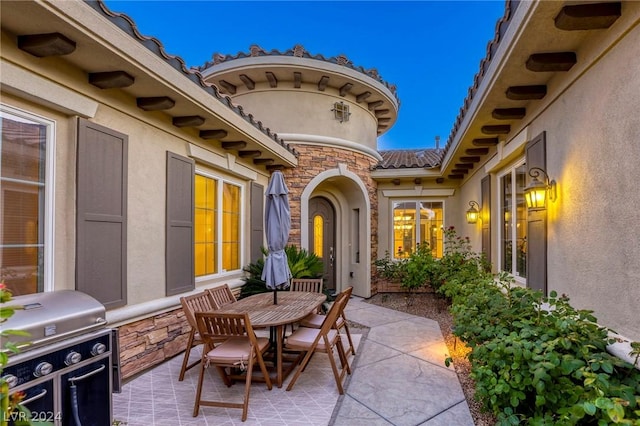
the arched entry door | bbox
[309,197,336,291]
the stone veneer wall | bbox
[117,308,189,380]
[117,287,241,380]
[281,145,379,291]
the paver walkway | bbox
[112,296,474,425]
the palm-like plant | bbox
[239,245,323,298]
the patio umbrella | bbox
[261,170,292,304]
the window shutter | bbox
[76,119,127,309]
[166,152,195,296]
[481,175,491,265]
[250,182,264,264]
[526,131,547,295]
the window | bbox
[500,162,527,279]
[0,106,54,295]
[392,201,443,259]
[313,214,323,257]
[331,101,350,123]
[194,173,242,277]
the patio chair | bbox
[284,291,351,394]
[300,286,356,357]
[193,311,272,422]
[284,277,324,337]
[289,278,323,293]
[207,283,237,308]
[178,291,217,381]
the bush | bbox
[239,245,323,298]
[445,272,640,425]
[401,243,437,292]
[431,226,490,295]
[374,244,437,293]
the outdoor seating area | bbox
[112,296,474,425]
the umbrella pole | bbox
[273,288,277,304]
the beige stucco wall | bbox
[530,21,640,341]
[455,169,485,254]
[458,17,640,341]
[226,85,379,150]
[1,35,270,312]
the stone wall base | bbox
[117,308,189,380]
[116,287,242,381]
[375,278,430,293]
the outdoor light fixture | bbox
[524,167,557,211]
[466,201,480,224]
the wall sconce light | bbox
[466,201,480,224]
[524,167,557,211]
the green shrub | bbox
[446,272,640,425]
[431,226,490,295]
[373,250,407,283]
[401,242,436,292]
[239,245,323,298]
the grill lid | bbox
[1,290,107,353]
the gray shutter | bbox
[481,175,491,265]
[526,131,547,295]
[166,152,195,296]
[250,182,264,263]
[76,119,127,309]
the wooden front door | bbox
[308,197,336,291]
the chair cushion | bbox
[300,313,344,329]
[300,313,324,328]
[205,336,269,364]
[286,327,338,351]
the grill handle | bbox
[68,364,106,384]
[20,389,47,406]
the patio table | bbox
[215,291,326,387]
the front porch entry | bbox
[300,164,371,298]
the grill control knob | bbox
[91,343,107,356]
[65,351,82,366]
[2,374,19,389]
[34,362,53,377]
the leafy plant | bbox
[401,242,436,293]
[431,226,490,295]
[239,245,323,298]
[444,271,640,425]
[373,250,407,283]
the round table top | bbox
[215,291,327,328]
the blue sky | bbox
[103,1,505,150]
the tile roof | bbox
[442,1,516,154]
[375,149,444,169]
[91,1,296,156]
[195,44,400,105]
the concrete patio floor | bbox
[112,296,474,425]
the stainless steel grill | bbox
[2,290,107,353]
[2,290,113,426]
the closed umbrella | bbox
[261,170,292,304]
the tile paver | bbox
[113,296,474,425]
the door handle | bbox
[329,247,334,267]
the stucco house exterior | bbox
[1,0,638,379]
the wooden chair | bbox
[300,286,357,357]
[207,283,237,308]
[284,278,323,337]
[178,291,217,381]
[193,312,272,422]
[289,278,323,293]
[284,291,351,394]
